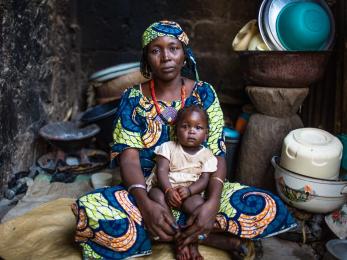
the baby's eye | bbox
[196,126,203,130]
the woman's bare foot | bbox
[189,243,204,260]
[176,244,190,260]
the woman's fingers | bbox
[163,212,179,230]
[151,213,177,241]
[178,214,206,247]
[151,224,173,241]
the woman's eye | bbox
[151,49,160,54]
[170,46,179,52]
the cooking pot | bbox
[280,128,343,180]
[272,156,347,214]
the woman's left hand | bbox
[177,199,219,247]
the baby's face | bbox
[176,111,208,148]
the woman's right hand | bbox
[138,197,178,242]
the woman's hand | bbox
[166,189,182,208]
[176,186,190,200]
[138,197,178,241]
[177,199,219,247]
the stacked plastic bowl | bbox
[258,0,335,51]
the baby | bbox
[146,105,217,260]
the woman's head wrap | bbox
[142,20,199,80]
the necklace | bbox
[150,79,186,124]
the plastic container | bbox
[276,2,331,50]
[80,100,120,151]
[324,239,347,260]
[235,112,250,135]
[338,134,347,171]
[224,127,240,181]
[280,128,343,180]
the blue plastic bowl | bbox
[276,2,331,51]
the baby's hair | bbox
[175,104,209,128]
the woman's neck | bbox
[153,77,183,101]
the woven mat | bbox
[0,198,230,260]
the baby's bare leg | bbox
[181,194,204,215]
[182,195,205,260]
[148,187,171,212]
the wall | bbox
[77,0,262,99]
[0,0,83,193]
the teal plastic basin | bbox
[276,2,331,51]
[338,134,347,171]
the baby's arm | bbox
[177,172,210,199]
[156,155,181,208]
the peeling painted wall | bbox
[0,0,83,193]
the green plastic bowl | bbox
[276,2,331,51]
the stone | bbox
[246,86,309,118]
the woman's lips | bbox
[161,67,175,72]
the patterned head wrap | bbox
[142,20,199,80]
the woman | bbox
[72,21,296,260]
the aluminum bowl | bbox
[258,0,335,50]
[237,50,331,87]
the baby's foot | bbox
[176,244,190,260]
[189,243,204,260]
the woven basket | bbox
[89,69,148,105]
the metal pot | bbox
[237,51,331,87]
[272,156,347,213]
[39,121,100,153]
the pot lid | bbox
[293,128,333,146]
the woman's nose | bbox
[161,49,171,61]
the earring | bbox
[183,60,187,66]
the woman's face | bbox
[147,36,185,81]
[176,110,208,148]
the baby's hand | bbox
[176,186,191,200]
[166,189,182,208]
